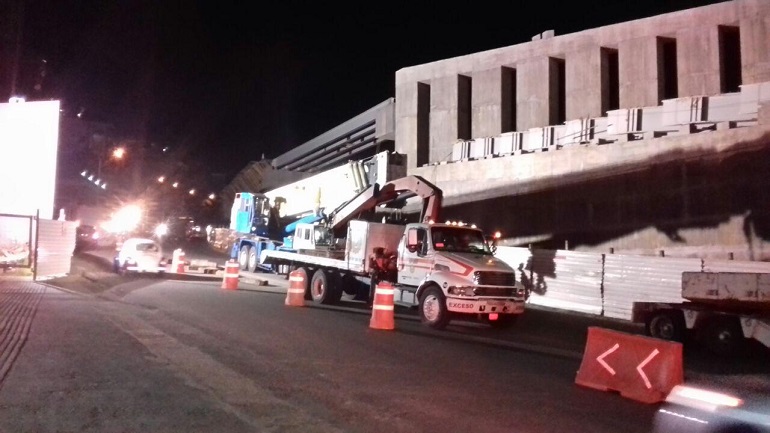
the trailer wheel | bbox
[646,310,686,342]
[701,317,744,356]
[247,247,259,273]
[310,269,342,305]
[238,245,250,271]
[419,286,450,330]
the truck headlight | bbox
[448,286,477,296]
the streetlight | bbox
[97,144,126,180]
[112,147,125,160]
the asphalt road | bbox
[9,241,763,432]
[51,276,662,432]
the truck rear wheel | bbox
[247,246,259,273]
[646,310,686,342]
[419,286,450,330]
[701,316,744,356]
[238,245,250,271]
[310,268,342,305]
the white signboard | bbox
[0,100,60,219]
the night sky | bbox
[17,0,726,185]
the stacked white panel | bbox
[527,249,604,315]
[35,219,77,278]
[603,254,701,320]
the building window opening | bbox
[458,75,472,140]
[501,67,517,132]
[417,82,430,166]
[719,25,742,93]
[601,48,619,114]
[549,57,566,125]
[658,37,678,102]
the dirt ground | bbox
[43,253,147,295]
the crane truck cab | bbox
[291,222,333,251]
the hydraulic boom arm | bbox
[329,175,442,232]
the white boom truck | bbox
[260,175,527,329]
[633,271,770,354]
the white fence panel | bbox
[494,132,523,155]
[497,247,604,315]
[494,246,532,286]
[527,249,604,315]
[603,254,702,320]
[36,219,77,278]
[451,140,471,161]
[0,214,33,267]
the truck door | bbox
[398,227,432,286]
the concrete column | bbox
[677,26,721,97]
[618,36,660,108]
[517,57,551,130]
[566,47,603,121]
[394,80,419,170]
[429,76,460,164]
[741,15,770,84]
[472,68,503,138]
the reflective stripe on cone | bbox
[172,249,186,274]
[285,270,305,306]
[369,281,395,330]
[221,260,239,290]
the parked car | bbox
[113,238,167,274]
[75,225,99,251]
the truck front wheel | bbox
[310,269,342,305]
[238,245,250,271]
[646,310,686,342]
[419,286,450,330]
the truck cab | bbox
[291,223,333,251]
[394,222,526,328]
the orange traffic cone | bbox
[221,260,239,290]
[172,249,186,274]
[285,270,305,306]
[369,281,395,330]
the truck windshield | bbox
[430,227,492,255]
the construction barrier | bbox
[171,249,186,274]
[221,260,240,290]
[575,327,684,404]
[285,270,305,306]
[369,281,395,330]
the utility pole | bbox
[9,0,24,98]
